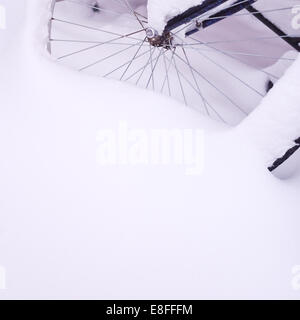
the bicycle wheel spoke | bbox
[79,40,144,71]
[188,36,280,80]
[118,0,148,20]
[56,29,145,60]
[147,45,155,89]
[103,48,150,78]
[181,47,209,115]
[182,34,300,47]
[172,49,188,106]
[120,37,147,80]
[163,53,227,123]
[176,35,265,97]
[112,0,147,21]
[146,47,164,89]
[114,0,146,29]
[121,50,151,82]
[173,51,247,115]
[61,0,147,23]
[161,50,172,96]
[123,46,157,83]
[51,39,148,46]
[181,46,296,61]
[52,18,143,40]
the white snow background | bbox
[0,0,300,299]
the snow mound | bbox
[0,0,300,300]
[240,54,300,168]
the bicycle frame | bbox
[164,0,300,52]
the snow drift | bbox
[0,0,300,300]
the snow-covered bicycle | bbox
[48,0,300,170]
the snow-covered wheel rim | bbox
[48,0,299,125]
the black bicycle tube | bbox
[245,5,300,52]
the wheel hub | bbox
[146,28,173,49]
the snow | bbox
[147,0,206,33]
[147,0,237,33]
[0,0,300,300]
[49,0,273,125]
[240,54,300,169]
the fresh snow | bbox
[240,55,300,170]
[147,0,206,33]
[0,0,300,300]
[49,0,278,125]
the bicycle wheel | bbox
[48,0,300,125]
